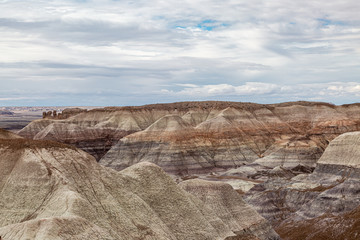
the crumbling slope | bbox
[0,136,278,240]
[245,131,360,239]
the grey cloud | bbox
[160,82,360,104]
[0,18,171,46]
[0,0,359,106]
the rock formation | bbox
[18,101,360,174]
[244,131,360,239]
[0,129,279,240]
[43,108,88,119]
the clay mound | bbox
[33,122,85,140]
[195,114,234,132]
[195,107,265,133]
[144,114,191,132]
[17,119,54,139]
[181,108,221,126]
[0,139,278,240]
[179,179,280,240]
[0,128,22,139]
[317,131,360,167]
[255,138,323,168]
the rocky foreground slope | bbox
[0,129,279,240]
[0,128,23,139]
[18,101,360,175]
[244,131,360,239]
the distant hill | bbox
[17,101,360,174]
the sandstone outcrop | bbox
[0,133,278,240]
[18,101,360,173]
[43,108,88,119]
[244,131,360,239]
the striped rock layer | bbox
[244,131,360,239]
[0,130,279,240]
[18,101,360,174]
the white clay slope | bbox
[317,131,360,168]
[0,137,279,240]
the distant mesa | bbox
[42,107,88,119]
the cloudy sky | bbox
[0,0,360,106]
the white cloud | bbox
[0,97,46,101]
[176,83,199,88]
[166,82,279,97]
[161,82,360,102]
[0,0,359,105]
[327,83,360,95]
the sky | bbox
[0,0,360,106]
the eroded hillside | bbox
[245,131,360,239]
[18,101,360,175]
[0,129,279,240]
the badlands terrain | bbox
[1,100,360,239]
[0,128,279,240]
[18,101,360,173]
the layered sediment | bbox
[244,131,360,239]
[0,130,279,240]
[18,101,360,174]
[179,179,279,239]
